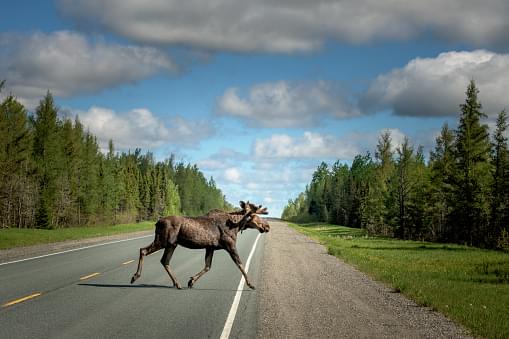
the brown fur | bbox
[130,201,269,289]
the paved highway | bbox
[0,230,265,339]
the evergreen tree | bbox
[0,95,34,228]
[328,161,350,225]
[32,92,62,228]
[118,151,141,222]
[98,140,119,223]
[427,123,456,241]
[57,118,78,225]
[308,162,329,221]
[389,138,427,239]
[491,110,509,246]
[389,137,414,238]
[348,153,374,229]
[452,80,493,245]
[366,131,395,234]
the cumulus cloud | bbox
[0,31,175,108]
[76,106,213,150]
[58,0,509,53]
[223,167,242,183]
[361,50,509,117]
[253,131,362,160]
[202,153,318,217]
[199,128,411,217]
[217,81,359,128]
[197,148,248,170]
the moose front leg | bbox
[227,248,255,290]
[131,241,162,284]
[188,248,214,288]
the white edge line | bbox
[220,233,262,339]
[0,234,153,266]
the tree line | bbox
[0,84,231,229]
[282,81,509,249]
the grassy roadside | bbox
[0,222,155,250]
[288,222,509,339]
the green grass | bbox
[288,222,509,339]
[0,222,155,250]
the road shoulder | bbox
[257,221,472,339]
[0,230,153,264]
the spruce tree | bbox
[427,123,455,241]
[390,137,415,238]
[32,92,62,228]
[491,110,509,246]
[308,162,329,221]
[453,80,492,245]
[98,139,118,223]
[368,131,394,234]
[0,95,33,228]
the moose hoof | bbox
[175,283,182,290]
[187,279,194,289]
[130,275,138,284]
[247,284,256,290]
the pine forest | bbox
[282,81,509,250]
[0,83,231,229]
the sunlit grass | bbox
[288,222,509,339]
[0,222,155,250]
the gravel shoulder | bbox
[0,230,153,264]
[256,220,472,339]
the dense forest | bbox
[0,82,231,229]
[282,81,509,250]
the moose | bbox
[130,201,269,289]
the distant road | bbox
[0,229,265,339]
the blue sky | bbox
[2,1,509,217]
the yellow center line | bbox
[79,272,101,281]
[122,260,135,265]
[2,292,42,308]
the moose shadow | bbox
[78,282,254,292]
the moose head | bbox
[236,201,270,233]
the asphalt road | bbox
[0,229,265,339]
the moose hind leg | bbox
[188,248,214,288]
[228,248,255,290]
[131,241,161,284]
[160,245,181,289]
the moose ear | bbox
[240,201,246,209]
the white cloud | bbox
[76,106,213,150]
[199,128,410,217]
[0,31,175,108]
[361,50,509,117]
[263,197,274,204]
[197,148,249,171]
[217,81,359,128]
[223,167,242,183]
[215,162,316,218]
[59,0,509,53]
[198,146,328,217]
[253,131,361,160]
[198,159,228,171]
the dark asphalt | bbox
[0,230,265,339]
